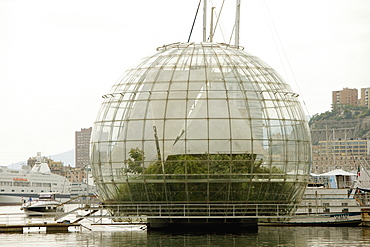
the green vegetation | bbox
[124,147,145,173]
[106,148,298,206]
[309,105,370,125]
[145,153,265,175]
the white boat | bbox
[259,213,362,226]
[0,161,71,205]
[260,187,363,226]
[21,193,64,216]
[260,169,367,226]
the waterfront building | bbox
[65,167,86,183]
[311,139,370,174]
[316,139,370,156]
[75,127,92,169]
[332,87,358,110]
[27,152,41,168]
[48,160,64,175]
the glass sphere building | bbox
[91,42,311,225]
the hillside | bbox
[309,105,370,145]
[50,149,75,167]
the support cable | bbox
[188,0,202,42]
[261,0,310,117]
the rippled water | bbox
[1,206,370,246]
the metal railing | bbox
[87,203,297,219]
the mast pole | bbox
[203,0,207,42]
[209,7,215,42]
[235,0,240,47]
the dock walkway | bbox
[0,222,81,233]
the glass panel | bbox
[186,119,208,139]
[209,119,229,139]
[165,100,186,119]
[146,100,166,119]
[126,121,143,140]
[230,119,252,139]
[208,100,229,118]
[129,100,148,120]
[186,99,207,119]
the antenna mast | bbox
[235,0,240,47]
[209,7,216,42]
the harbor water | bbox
[1,206,370,246]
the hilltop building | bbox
[361,87,370,109]
[311,88,370,174]
[332,87,370,110]
[332,88,358,110]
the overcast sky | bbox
[1,0,369,165]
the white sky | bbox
[1,0,369,165]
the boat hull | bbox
[259,213,362,227]
[22,206,64,216]
[21,194,65,216]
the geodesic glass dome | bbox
[91,42,311,217]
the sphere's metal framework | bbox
[91,42,311,218]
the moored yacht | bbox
[20,192,64,216]
[260,169,370,226]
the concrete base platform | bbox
[147,218,258,232]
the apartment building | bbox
[75,127,92,169]
[360,87,370,109]
[332,88,358,110]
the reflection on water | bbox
[1,226,367,247]
[84,227,370,247]
[145,227,370,247]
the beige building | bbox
[65,167,87,183]
[48,160,64,175]
[27,153,88,183]
[332,87,358,110]
[75,127,92,169]
[360,87,370,109]
[311,139,370,174]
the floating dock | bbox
[0,222,81,233]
